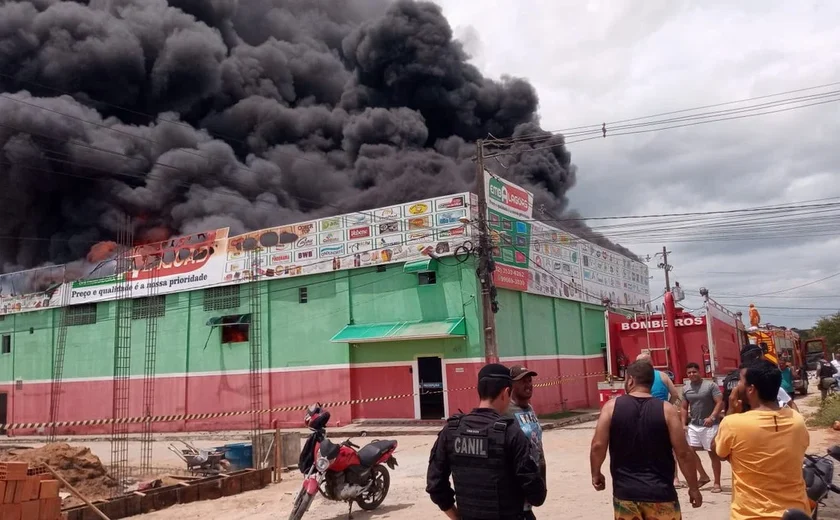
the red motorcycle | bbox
[288,404,399,520]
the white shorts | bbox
[686,424,718,451]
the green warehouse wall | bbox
[0,260,607,384]
[0,261,481,382]
[490,289,605,358]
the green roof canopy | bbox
[206,314,251,327]
[403,258,437,274]
[330,318,465,344]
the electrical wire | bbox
[486,80,840,143]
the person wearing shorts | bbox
[681,362,723,494]
[591,360,702,520]
[613,499,682,520]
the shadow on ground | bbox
[318,503,413,520]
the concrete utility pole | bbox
[475,139,499,364]
[657,246,673,292]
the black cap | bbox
[510,365,538,381]
[478,363,512,385]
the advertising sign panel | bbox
[221,193,474,283]
[68,228,230,304]
[484,170,533,220]
[482,172,650,308]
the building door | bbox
[418,357,445,420]
[0,393,7,435]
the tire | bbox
[288,490,314,520]
[356,465,390,511]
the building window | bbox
[66,304,97,326]
[418,272,437,285]
[220,315,250,344]
[1,335,9,355]
[132,296,166,320]
[299,287,308,304]
[204,285,240,311]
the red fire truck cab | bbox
[598,291,747,407]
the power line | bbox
[489,79,840,141]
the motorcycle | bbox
[782,445,840,519]
[288,404,399,520]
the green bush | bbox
[807,393,840,427]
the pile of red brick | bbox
[0,462,62,520]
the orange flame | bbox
[87,241,118,264]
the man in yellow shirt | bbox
[714,359,810,519]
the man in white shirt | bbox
[831,354,840,386]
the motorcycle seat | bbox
[358,440,397,467]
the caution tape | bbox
[0,371,606,431]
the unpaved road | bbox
[141,425,740,520]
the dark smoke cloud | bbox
[0,0,636,277]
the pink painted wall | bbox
[1,357,601,436]
[350,365,414,419]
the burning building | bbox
[0,188,649,433]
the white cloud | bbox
[435,0,840,328]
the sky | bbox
[433,0,840,329]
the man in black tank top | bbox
[590,360,703,519]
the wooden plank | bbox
[122,494,146,519]
[60,469,270,520]
[152,489,178,511]
[175,483,198,505]
[220,476,241,497]
[196,480,222,502]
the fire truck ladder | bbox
[644,308,670,372]
[139,260,160,475]
[47,274,72,442]
[248,248,265,468]
[111,216,133,496]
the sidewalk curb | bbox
[541,411,600,431]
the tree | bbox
[812,312,840,353]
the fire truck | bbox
[598,292,827,405]
[598,290,746,406]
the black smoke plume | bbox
[0,0,636,282]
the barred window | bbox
[66,304,97,326]
[204,285,241,312]
[132,296,166,320]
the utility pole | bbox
[656,246,673,292]
[475,139,499,364]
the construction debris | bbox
[43,463,111,520]
[1,443,117,508]
[0,460,62,519]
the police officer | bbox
[426,363,547,520]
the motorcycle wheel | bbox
[356,464,390,511]
[288,490,314,520]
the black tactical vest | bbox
[446,413,522,520]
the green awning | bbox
[206,314,251,327]
[403,258,437,274]
[330,318,465,343]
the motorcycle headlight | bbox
[315,456,331,472]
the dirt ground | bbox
[9,397,839,518]
[135,398,840,520]
[137,426,733,520]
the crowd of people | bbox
[424,344,813,520]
